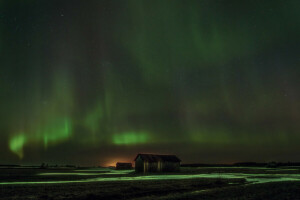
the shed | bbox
[134,154,181,173]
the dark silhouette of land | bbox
[181,161,300,168]
[0,162,300,199]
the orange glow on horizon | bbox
[101,152,174,167]
[103,157,133,167]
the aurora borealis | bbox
[0,0,300,166]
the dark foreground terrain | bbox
[0,167,299,199]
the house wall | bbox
[148,162,158,172]
[135,156,180,173]
[162,162,180,172]
[136,161,180,172]
[158,161,162,172]
[135,156,144,172]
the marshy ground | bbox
[0,166,299,199]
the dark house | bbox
[116,162,133,170]
[134,154,181,173]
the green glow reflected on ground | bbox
[9,134,27,159]
[1,170,300,185]
[75,168,110,171]
[39,173,104,176]
[113,132,149,145]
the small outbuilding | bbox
[116,162,133,170]
[134,153,181,173]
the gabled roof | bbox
[134,154,181,162]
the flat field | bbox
[0,167,299,199]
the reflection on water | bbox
[1,168,300,185]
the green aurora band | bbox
[9,133,26,159]
[0,0,300,165]
[113,132,149,145]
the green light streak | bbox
[41,118,72,148]
[84,104,102,134]
[39,172,103,176]
[1,170,300,185]
[190,128,291,146]
[9,118,72,158]
[9,134,27,159]
[8,70,74,158]
[113,132,149,145]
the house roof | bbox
[134,154,181,163]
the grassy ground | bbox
[0,178,244,200]
[141,181,300,200]
[0,167,299,199]
[180,166,300,174]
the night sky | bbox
[0,0,300,166]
